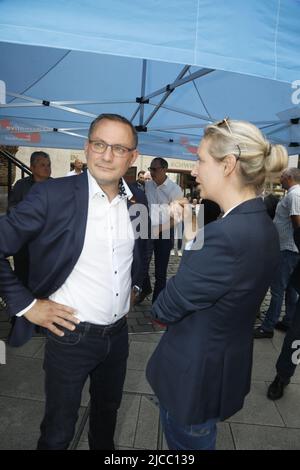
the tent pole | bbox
[144,65,191,126]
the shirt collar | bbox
[153,176,169,188]
[287,184,300,194]
[87,169,133,201]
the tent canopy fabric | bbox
[1,0,300,82]
[1,0,300,158]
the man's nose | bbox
[191,164,198,177]
[102,146,114,161]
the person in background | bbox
[267,225,300,400]
[190,197,200,234]
[8,151,51,210]
[263,191,280,220]
[144,170,152,181]
[137,157,183,304]
[254,168,300,338]
[8,151,52,285]
[132,170,146,192]
[146,118,288,450]
[66,158,84,176]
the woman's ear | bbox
[223,154,238,176]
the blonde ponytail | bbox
[204,120,288,191]
[264,143,288,174]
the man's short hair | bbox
[138,170,145,177]
[152,157,168,169]
[88,114,138,149]
[30,151,50,166]
[283,167,300,183]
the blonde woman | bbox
[146,119,288,450]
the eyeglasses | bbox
[89,139,136,157]
[148,166,163,172]
[216,117,241,159]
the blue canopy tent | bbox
[1,0,300,159]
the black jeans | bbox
[276,297,300,382]
[142,238,173,303]
[37,318,129,450]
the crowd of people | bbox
[1,112,300,451]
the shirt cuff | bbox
[16,299,37,317]
[185,240,194,251]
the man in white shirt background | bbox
[137,157,183,304]
[0,114,148,450]
[255,168,300,338]
[66,158,84,176]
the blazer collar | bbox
[227,197,266,216]
[73,172,89,264]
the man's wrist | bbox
[132,285,142,296]
[16,299,37,317]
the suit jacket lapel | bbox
[127,197,137,222]
[73,172,89,265]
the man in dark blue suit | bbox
[0,114,148,450]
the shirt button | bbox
[115,271,117,274]
[116,293,119,296]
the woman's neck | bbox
[220,187,257,214]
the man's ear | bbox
[223,154,237,176]
[129,149,139,166]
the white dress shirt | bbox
[274,184,300,252]
[18,171,135,325]
[66,169,83,176]
[145,177,183,234]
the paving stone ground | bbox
[1,255,300,450]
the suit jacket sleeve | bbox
[7,179,26,210]
[128,186,150,288]
[151,224,236,324]
[0,184,47,314]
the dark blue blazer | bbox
[146,198,280,425]
[0,172,148,347]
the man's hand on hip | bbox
[24,299,80,337]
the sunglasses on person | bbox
[215,117,241,159]
[148,166,163,172]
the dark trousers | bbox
[37,319,129,450]
[142,238,173,303]
[276,297,300,382]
